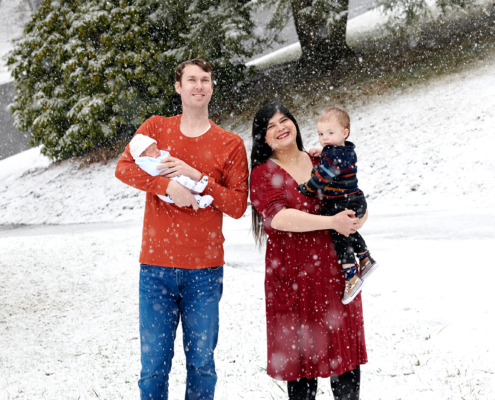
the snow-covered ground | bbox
[1,43,495,400]
[1,206,495,399]
[1,58,494,226]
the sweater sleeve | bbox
[202,137,249,219]
[114,117,171,196]
[297,148,351,195]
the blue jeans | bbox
[138,264,224,400]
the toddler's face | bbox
[317,117,349,147]
[140,143,160,158]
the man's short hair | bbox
[175,59,214,85]
[318,107,351,133]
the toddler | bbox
[297,107,378,304]
[129,134,213,208]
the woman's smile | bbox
[265,112,297,150]
[277,131,290,140]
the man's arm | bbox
[115,117,172,197]
[202,138,249,219]
[115,145,172,196]
[124,149,199,209]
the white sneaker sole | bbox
[342,279,366,305]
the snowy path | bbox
[1,206,494,400]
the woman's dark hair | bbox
[250,103,305,246]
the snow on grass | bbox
[0,155,145,225]
[2,58,493,226]
[358,206,495,399]
[296,59,495,208]
[1,208,494,399]
[1,28,495,400]
[0,147,50,183]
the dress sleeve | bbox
[250,163,289,230]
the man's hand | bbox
[158,156,202,181]
[166,181,199,210]
[308,147,322,157]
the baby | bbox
[129,134,213,208]
[297,107,378,305]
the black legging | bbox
[287,366,360,400]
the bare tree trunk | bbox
[291,0,352,68]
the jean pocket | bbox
[140,264,154,274]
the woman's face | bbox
[265,112,298,152]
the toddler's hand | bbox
[309,147,322,157]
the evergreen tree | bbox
[7,0,257,160]
[178,0,257,99]
[377,0,473,33]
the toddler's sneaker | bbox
[359,253,379,280]
[342,265,365,305]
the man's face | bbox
[140,143,160,158]
[317,117,349,147]
[174,65,213,110]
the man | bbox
[115,59,249,400]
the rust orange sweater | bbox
[115,115,249,269]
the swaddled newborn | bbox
[129,134,213,208]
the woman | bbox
[249,103,368,400]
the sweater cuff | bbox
[297,183,316,197]
[297,182,308,194]
[194,175,209,193]
[202,174,216,195]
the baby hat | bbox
[129,134,157,160]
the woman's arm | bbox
[271,208,358,237]
[356,209,368,230]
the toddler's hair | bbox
[318,107,351,135]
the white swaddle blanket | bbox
[135,150,214,208]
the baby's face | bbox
[317,117,349,147]
[140,143,160,158]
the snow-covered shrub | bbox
[6,0,257,160]
[377,0,475,33]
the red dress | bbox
[250,158,368,381]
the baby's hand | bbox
[309,147,322,157]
